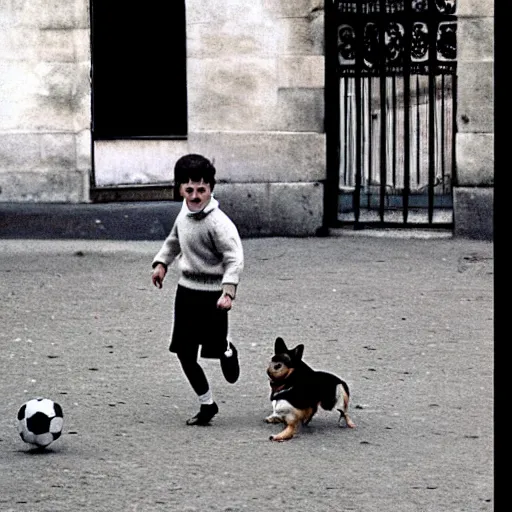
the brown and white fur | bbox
[265,337,355,441]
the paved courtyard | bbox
[0,234,493,511]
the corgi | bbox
[265,337,355,441]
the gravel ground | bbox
[0,235,493,512]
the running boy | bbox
[151,154,244,426]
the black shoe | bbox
[220,342,240,384]
[186,402,219,426]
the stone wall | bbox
[0,0,91,203]
[453,0,494,240]
[184,0,326,236]
[0,0,495,239]
[0,0,326,236]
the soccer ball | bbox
[17,397,64,448]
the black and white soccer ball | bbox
[17,397,64,448]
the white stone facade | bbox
[0,0,494,238]
[0,0,91,202]
[452,0,494,239]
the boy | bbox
[151,154,244,426]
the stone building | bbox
[0,0,493,239]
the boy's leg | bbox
[220,341,240,384]
[177,351,218,425]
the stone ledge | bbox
[453,187,493,241]
[0,202,181,241]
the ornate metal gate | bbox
[325,0,457,229]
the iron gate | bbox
[326,0,457,229]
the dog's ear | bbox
[292,344,304,361]
[274,337,287,354]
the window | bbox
[91,0,187,139]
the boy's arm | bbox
[151,263,167,289]
[221,283,237,299]
[151,223,180,289]
[216,221,244,300]
[217,283,237,310]
[152,222,180,269]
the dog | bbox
[265,337,355,441]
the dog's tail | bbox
[335,382,356,428]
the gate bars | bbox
[325,0,457,229]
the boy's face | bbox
[180,179,212,212]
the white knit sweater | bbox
[152,198,244,296]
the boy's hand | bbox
[152,264,167,289]
[217,294,233,311]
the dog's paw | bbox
[265,415,282,424]
[269,433,292,442]
[338,420,356,429]
[345,418,356,428]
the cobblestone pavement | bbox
[0,235,493,512]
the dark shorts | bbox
[169,285,229,359]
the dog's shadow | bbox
[290,416,341,435]
[263,411,350,437]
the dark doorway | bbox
[91,0,187,140]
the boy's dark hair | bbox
[174,154,216,191]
